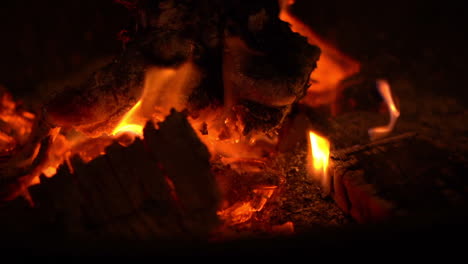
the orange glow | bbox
[308,131,330,190]
[187,106,277,163]
[272,221,295,235]
[278,0,360,112]
[112,100,144,137]
[217,185,277,225]
[368,80,400,140]
[0,91,35,155]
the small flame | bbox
[112,100,144,137]
[368,80,400,141]
[308,131,330,190]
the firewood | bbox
[144,109,220,236]
[44,0,320,138]
[44,45,149,137]
[222,0,320,134]
[1,110,221,240]
[329,133,468,223]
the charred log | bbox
[44,0,320,137]
[0,110,221,240]
[223,0,319,107]
[329,133,468,223]
[44,45,148,137]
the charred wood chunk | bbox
[136,0,223,66]
[44,46,148,137]
[234,99,291,136]
[2,110,220,240]
[223,0,320,107]
[330,134,468,223]
[144,110,220,235]
[44,0,319,138]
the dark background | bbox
[292,1,467,103]
[0,0,467,103]
[0,1,467,255]
[0,0,128,99]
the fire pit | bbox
[0,0,467,255]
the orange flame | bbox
[368,80,400,141]
[112,100,144,137]
[308,131,330,191]
[112,61,201,137]
[278,0,360,111]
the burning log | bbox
[43,0,320,138]
[0,110,221,240]
[44,45,148,137]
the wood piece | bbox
[1,110,221,240]
[329,133,468,223]
[223,3,320,107]
[44,45,149,137]
[144,109,221,236]
[44,0,320,138]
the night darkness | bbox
[0,0,467,257]
[1,1,466,103]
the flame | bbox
[112,100,144,137]
[308,131,330,190]
[278,0,360,112]
[112,61,202,137]
[368,80,400,141]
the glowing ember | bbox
[112,100,144,137]
[217,185,277,225]
[368,79,400,141]
[0,91,35,155]
[308,131,330,191]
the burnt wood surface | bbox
[44,45,148,137]
[43,0,320,137]
[0,110,220,240]
[330,133,468,223]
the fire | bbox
[308,131,330,191]
[112,61,202,137]
[368,79,400,141]
[0,90,35,155]
[112,100,144,137]
[217,185,277,225]
[278,0,360,112]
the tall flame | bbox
[368,79,400,141]
[111,61,201,137]
[308,131,330,191]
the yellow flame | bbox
[308,131,330,189]
[368,80,400,141]
[112,100,144,137]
